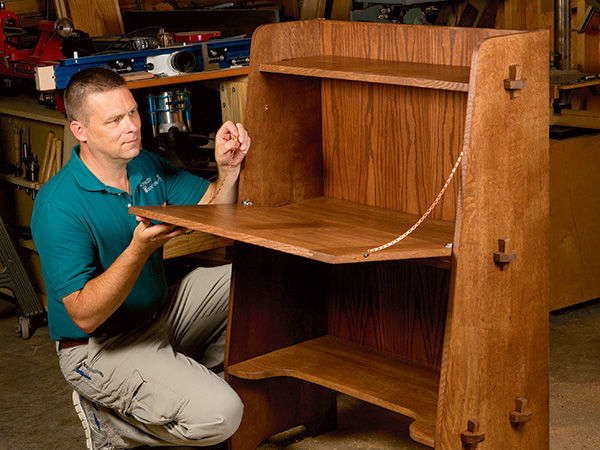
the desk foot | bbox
[228,377,337,450]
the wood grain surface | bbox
[260,56,471,91]
[436,28,550,450]
[65,0,124,36]
[130,197,455,263]
[229,335,440,446]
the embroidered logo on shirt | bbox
[140,175,163,193]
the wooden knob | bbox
[494,237,517,269]
[461,419,485,446]
[510,397,532,425]
[504,65,528,99]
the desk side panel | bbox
[240,20,324,207]
[226,242,336,450]
[438,30,550,449]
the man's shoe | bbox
[72,390,118,450]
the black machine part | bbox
[0,215,46,339]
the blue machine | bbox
[51,37,251,89]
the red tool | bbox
[175,31,222,43]
[0,3,66,80]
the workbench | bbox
[550,133,600,310]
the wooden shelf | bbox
[260,56,470,92]
[0,96,69,125]
[125,67,249,90]
[162,232,232,259]
[228,335,439,447]
[0,173,42,190]
[129,197,455,264]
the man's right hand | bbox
[132,216,186,257]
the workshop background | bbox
[1,0,599,449]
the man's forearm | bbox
[63,241,151,333]
[200,165,240,205]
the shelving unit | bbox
[131,20,550,450]
[124,67,249,90]
[0,173,42,190]
[0,96,77,191]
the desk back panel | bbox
[322,80,465,220]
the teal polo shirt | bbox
[31,146,210,341]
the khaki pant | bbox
[57,264,243,448]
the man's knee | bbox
[210,390,244,442]
[182,385,244,443]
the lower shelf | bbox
[227,335,440,447]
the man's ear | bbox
[70,120,87,142]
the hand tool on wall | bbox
[22,124,31,162]
[13,126,22,177]
[53,138,63,175]
[44,137,64,182]
[42,137,57,183]
[21,124,39,186]
[25,157,39,183]
[38,130,55,183]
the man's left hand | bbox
[215,121,250,168]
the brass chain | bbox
[207,136,238,205]
[364,149,464,258]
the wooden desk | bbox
[131,20,550,450]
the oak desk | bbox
[131,20,550,450]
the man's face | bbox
[77,86,142,163]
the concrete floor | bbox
[0,296,598,450]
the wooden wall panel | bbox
[5,0,46,16]
[7,0,49,27]
[63,0,124,36]
[328,260,450,369]
[549,134,600,310]
[322,80,465,220]
[220,76,248,125]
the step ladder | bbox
[0,214,46,339]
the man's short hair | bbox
[64,67,127,124]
